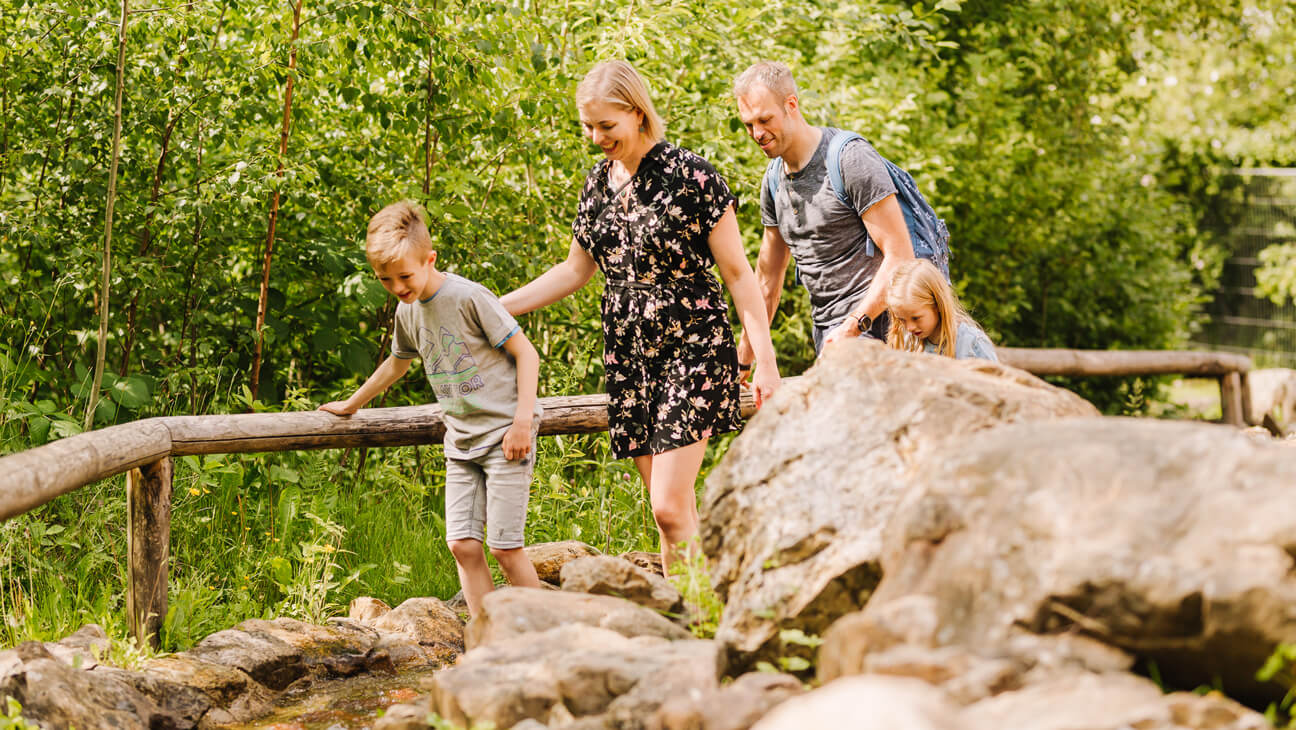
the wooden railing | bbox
[0,348,1252,648]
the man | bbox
[733,61,917,370]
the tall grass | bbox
[0,338,735,652]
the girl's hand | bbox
[752,362,781,408]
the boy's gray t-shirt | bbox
[391,273,542,458]
[760,127,897,329]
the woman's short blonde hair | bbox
[366,200,433,266]
[575,60,665,142]
[885,258,975,357]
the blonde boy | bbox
[319,200,542,617]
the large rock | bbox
[466,587,691,649]
[143,653,279,725]
[427,623,721,729]
[845,417,1296,705]
[367,596,465,669]
[701,342,1097,670]
[960,672,1269,730]
[651,671,803,730]
[561,555,684,615]
[750,675,958,730]
[184,624,308,691]
[526,540,602,584]
[0,641,192,730]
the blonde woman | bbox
[500,60,780,569]
[885,258,997,361]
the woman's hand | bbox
[751,361,781,408]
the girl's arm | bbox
[499,240,598,316]
[708,206,781,406]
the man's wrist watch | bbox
[737,361,753,372]
[855,313,873,334]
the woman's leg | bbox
[634,439,709,572]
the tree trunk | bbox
[85,0,130,431]
[249,0,304,403]
[121,110,178,377]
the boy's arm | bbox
[318,356,413,415]
[499,330,539,460]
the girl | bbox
[500,61,780,570]
[885,259,997,361]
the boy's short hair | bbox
[366,200,434,266]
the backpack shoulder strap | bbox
[826,131,863,212]
[765,157,783,199]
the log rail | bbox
[0,348,1253,648]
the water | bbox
[220,670,437,730]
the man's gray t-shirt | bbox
[760,127,897,330]
[392,273,542,459]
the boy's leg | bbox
[636,439,709,572]
[482,439,541,589]
[444,456,494,617]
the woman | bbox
[501,60,781,569]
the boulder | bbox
[427,623,721,729]
[184,624,307,691]
[700,341,1097,670]
[0,641,190,730]
[851,417,1296,705]
[350,596,393,622]
[960,672,1269,730]
[1247,367,1296,432]
[235,617,380,677]
[651,671,803,730]
[749,675,959,730]
[143,653,278,725]
[561,555,684,615]
[465,587,691,649]
[374,696,436,730]
[620,551,666,577]
[525,540,602,584]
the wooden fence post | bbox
[1220,372,1245,427]
[127,457,172,650]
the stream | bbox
[218,670,437,730]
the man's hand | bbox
[318,400,357,415]
[822,320,861,348]
[502,419,533,461]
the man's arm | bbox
[823,194,914,346]
[318,355,413,415]
[736,225,792,370]
[500,330,540,460]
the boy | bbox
[319,200,543,617]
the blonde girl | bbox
[885,259,997,361]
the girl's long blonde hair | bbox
[886,259,977,357]
[575,60,666,143]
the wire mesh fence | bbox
[1193,168,1296,368]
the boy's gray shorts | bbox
[444,437,536,550]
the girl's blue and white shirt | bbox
[924,321,998,362]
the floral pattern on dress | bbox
[572,141,743,459]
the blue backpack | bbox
[766,131,951,279]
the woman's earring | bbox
[638,124,645,133]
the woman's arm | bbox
[708,206,781,406]
[499,239,598,317]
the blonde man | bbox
[733,61,924,364]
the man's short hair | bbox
[366,200,433,266]
[733,61,799,101]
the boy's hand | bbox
[318,400,357,416]
[502,420,532,461]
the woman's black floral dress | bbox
[573,141,743,459]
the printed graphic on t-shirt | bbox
[419,325,485,413]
